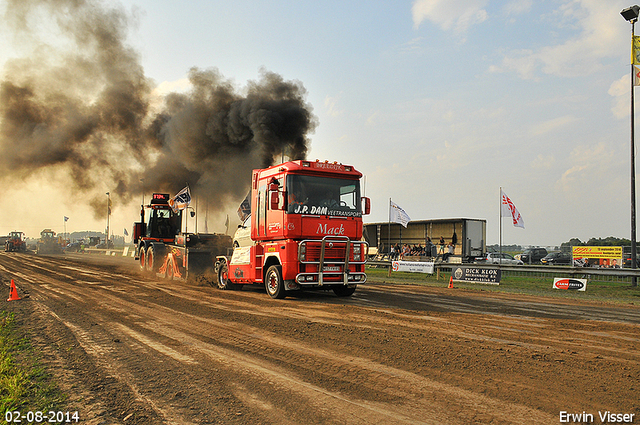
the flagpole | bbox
[631,20,638,287]
[499,187,503,264]
[388,198,391,260]
[106,192,110,248]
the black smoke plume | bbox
[0,0,317,219]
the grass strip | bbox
[366,267,640,304]
[0,311,65,415]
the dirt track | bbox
[2,251,639,424]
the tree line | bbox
[488,237,633,254]
[560,237,633,248]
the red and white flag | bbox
[501,189,524,229]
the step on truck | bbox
[132,193,233,281]
[215,159,371,299]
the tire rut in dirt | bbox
[2,253,639,424]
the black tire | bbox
[216,261,237,290]
[265,265,286,299]
[139,246,147,271]
[146,245,159,273]
[333,285,357,297]
[165,256,174,280]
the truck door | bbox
[266,177,285,239]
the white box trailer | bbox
[363,218,486,262]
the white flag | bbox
[635,66,640,86]
[390,200,411,228]
[501,189,525,229]
[168,186,191,213]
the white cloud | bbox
[609,74,630,119]
[324,94,344,118]
[496,0,625,80]
[530,114,579,136]
[531,154,555,170]
[556,142,615,196]
[412,0,488,33]
[503,0,532,17]
[399,37,424,54]
[492,49,539,80]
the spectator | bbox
[392,243,400,260]
[425,237,434,257]
[443,242,455,262]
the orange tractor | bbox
[4,231,26,252]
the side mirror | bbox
[270,191,280,210]
[190,211,196,217]
[362,197,371,215]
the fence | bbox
[367,260,640,284]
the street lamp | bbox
[106,192,111,248]
[184,206,196,234]
[621,5,640,287]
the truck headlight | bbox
[353,244,361,261]
[299,244,306,261]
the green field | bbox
[365,266,640,305]
[0,312,64,415]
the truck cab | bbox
[220,160,370,299]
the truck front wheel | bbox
[265,265,286,299]
[216,261,238,290]
[333,285,357,297]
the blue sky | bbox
[0,0,636,246]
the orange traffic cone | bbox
[7,279,20,301]
[448,276,454,289]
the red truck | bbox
[215,159,370,299]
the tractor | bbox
[4,231,26,252]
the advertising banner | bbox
[392,261,434,274]
[553,278,587,291]
[452,267,501,284]
[571,246,622,260]
[572,246,623,267]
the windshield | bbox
[145,206,181,238]
[286,175,362,217]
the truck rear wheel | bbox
[146,246,159,273]
[139,246,147,271]
[165,256,175,280]
[265,265,286,299]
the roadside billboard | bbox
[553,278,587,291]
[392,261,434,274]
[572,246,623,268]
[452,266,501,285]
